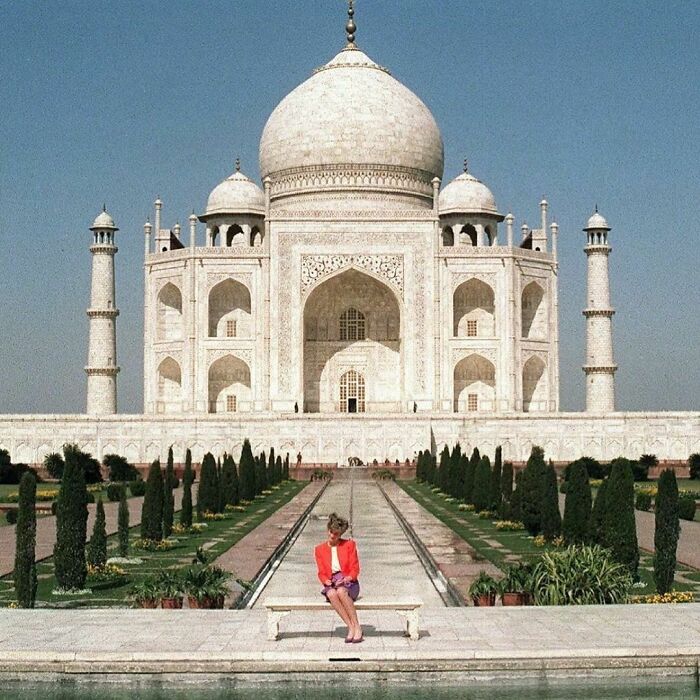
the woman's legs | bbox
[336,587,362,639]
[325,589,353,636]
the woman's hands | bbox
[324,579,333,586]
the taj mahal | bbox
[2,7,698,467]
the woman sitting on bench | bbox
[314,513,362,643]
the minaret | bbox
[582,208,617,412]
[86,208,120,414]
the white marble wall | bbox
[2,412,698,467]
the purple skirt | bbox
[321,571,360,601]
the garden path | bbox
[254,471,446,608]
[0,486,188,577]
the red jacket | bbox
[314,538,360,584]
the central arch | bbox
[303,268,401,413]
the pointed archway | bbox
[303,268,401,412]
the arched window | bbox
[210,226,219,247]
[251,226,263,247]
[226,224,244,246]
[453,278,495,337]
[453,354,496,413]
[460,224,477,246]
[484,225,493,245]
[521,282,546,339]
[340,370,365,413]
[208,279,252,337]
[157,357,182,414]
[340,307,366,341]
[156,283,183,341]
[442,226,454,247]
[522,356,547,412]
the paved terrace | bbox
[0,606,698,682]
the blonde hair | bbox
[327,512,349,534]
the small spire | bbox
[102,203,106,212]
[235,156,241,172]
[463,158,468,173]
[346,0,356,46]
[595,203,598,213]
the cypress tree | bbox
[141,459,163,541]
[268,449,276,487]
[217,455,227,513]
[520,446,548,535]
[603,458,639,578]
[162,447,175,538]
[457,454,468,499]
[180,449,193,527]
[231,456,240,505]
[14,471,37,608]
[259,450,268,492]
[540,461,562,540]
[87,498,107,568]
[220,454,239,508]
[489,446,503,511]
[118,484,129,557]
[437,446,450,493]
[463,447,480,504]
[449,443,462,497]
[415,450,423,481]
[500,461,514,512]
[654,468,680,594]
[239,439,256,501]
[472,455,492,512]
[589,478,608,545]
[54,446,89,590]
[562,461,592,544]
[275,455,282,488]
[284,453,290,480]
[197,453,218,516]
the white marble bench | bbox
[263,597,423,641]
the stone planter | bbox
[138,599,158,609]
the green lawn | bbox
[0,482,110,502]
[399,480,700,599]
[0,480,304,607]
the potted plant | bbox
[129,576,160,609]
[202,566,230,609]
[184,565,231,609]
[468,571,498,606]
[498,562,533,606]
[157,570,184,609]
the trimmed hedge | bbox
[129,480,146,497]
[679,494,697,521]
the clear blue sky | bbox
[0,0,698,414]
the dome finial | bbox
[463,158,468,173]
[595,203,598,213]
[235,156,241,172]
[102,203,106,213]
[346,0,357,47]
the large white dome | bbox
[259,46,444,203]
